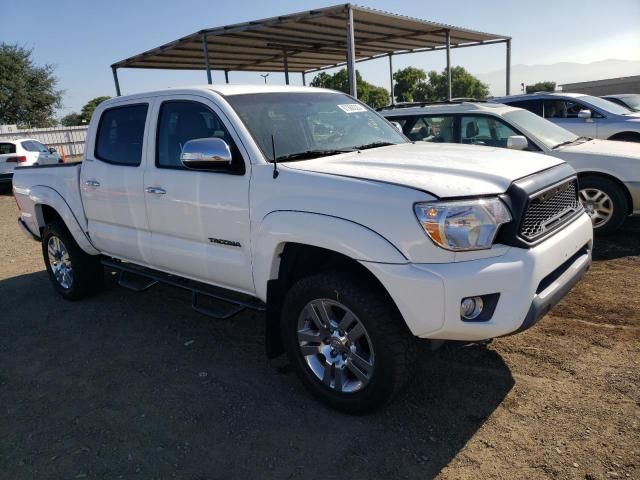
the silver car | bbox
[493,92,640,142]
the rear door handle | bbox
[84,180,100,187]
[145,186,166,195]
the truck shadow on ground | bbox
[0,212,636,479]
[1,270,512,479]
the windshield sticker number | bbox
[338,103,367,113]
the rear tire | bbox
[281,271,416,414]
[41,222,103,300]
[579,176,628,235]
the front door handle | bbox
[145,186,166,195]
[84,180,100,187]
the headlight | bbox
[414,198,512,251]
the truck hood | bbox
[283,142,564,198]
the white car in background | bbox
[381,101,640,234]
[0,139,61,183]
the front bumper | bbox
[363,213,593,341]
[625,181,640,214]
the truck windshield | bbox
[226,92,408,162]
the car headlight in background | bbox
[414,198,512,251]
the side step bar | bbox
[102,259,266,320]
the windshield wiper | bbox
[274,149,353,162]
[552,136,591,149]
[352,141,396,151]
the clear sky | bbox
[4,0,640,116]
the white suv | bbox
[381,101,640,234]
[0,139,61,183]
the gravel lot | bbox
[0,185,638,480]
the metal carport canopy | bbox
[111,3,512,101]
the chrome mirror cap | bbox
[180,138,232,169]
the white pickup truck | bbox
[13,85,593,413]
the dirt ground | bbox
[0,186,638,480]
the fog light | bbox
[460,296,484,320]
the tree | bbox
[60,96,111,127]
[393,67,427,102]
[60,112,84,127]
[525,81,556,94]
[310,69,389,109]
[425,66,490,100]
[393,66,489,102]
[0,43,63,128]
[80,96,110,122]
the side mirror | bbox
[390,121,403,133]
[577,109,592,120]
[48,147,57,154]
[180,137,232,169]
[506,135,528,150]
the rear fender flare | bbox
[29,186,99,255]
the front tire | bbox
[41,222,103,300]
[281,271,416,414]
[579,176,628,235]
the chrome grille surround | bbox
[519,178,582,242]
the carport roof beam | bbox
[111,4,511,96]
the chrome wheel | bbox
[297,299,374,393]
[47,235,73,289]
[579,188,614,228]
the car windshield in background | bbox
[226,92,407,162]
[581,95,633,115]
[504,109,579,149]
[616,95,640,111]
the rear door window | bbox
[21,141,47,152]
[394,116,455,142]
[95,104,148,166]
[508,100,543,116]
[0,143,16,155]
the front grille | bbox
[519,179,581,242]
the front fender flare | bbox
[29,186,99,255]
[252,210,407,301]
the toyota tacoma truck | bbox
[12,85,593,413]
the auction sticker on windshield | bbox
[338,104,367,113]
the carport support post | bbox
[346,6,357,98]
[202,33,212,85]
[112,67,121,96]
[283,49,290,85]
[506,39,511,95]
[445,29,452,101]
[224,70,229,84]
[302,72,306,86]
[388,54,395,106]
